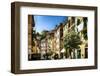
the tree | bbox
[40,30,48,40]
[32,30,36,46]
[64,30,82,58]
[83,17,88,40]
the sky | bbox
[33,15,67,33]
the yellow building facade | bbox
[63,16,88,59]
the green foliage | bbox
[32,30,36,38]
[77,19,81,25]
[82,28,87,40]
[83,17,88,40]
[64,31,82,50]
[40,30,48,40]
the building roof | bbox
[55,23,64,30]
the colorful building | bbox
[46,31,55,59]
[76,17,88,58]
[28,15,35,59]
[54,23,64,59]
[28,15,88,60]
[40,31,48,59]
[63,16,88,59]
[28,15,41,60]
